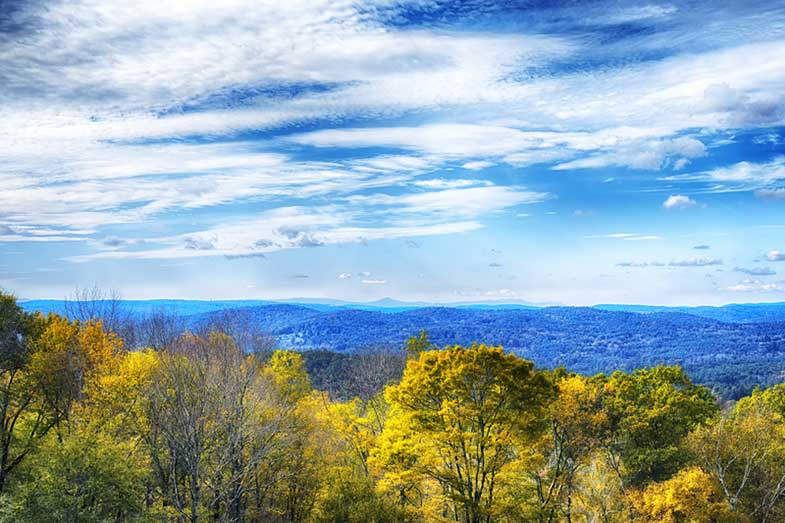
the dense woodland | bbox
[4,291,785,522]
[22,297,785,399]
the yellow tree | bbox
[28,315,123,435]
[634,466,733,523]
[529,373,609,522]
[690,385,785,521]
[249,349,327,522]
[0,293,122,492]
[382,344,553,523]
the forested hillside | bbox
[4,291,785,522]
[20,300,785,398]
[265,306,785,398]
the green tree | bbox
[6,430,147,523]
[599,366,717,488]
[404,331,436,358]
[0,293,51,492]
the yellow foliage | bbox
[264,349,311,401]
[380,344,553,521]
[634,466,734,522]
[80,349,160,436]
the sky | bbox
[2,0,785,305]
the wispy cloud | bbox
[618,257,723,268]
[4,0,785,302]
[68,207,485,261]
[669,257,723,267]
[728,279,785,292]
[734,266,776,276]
[586,233,663,241]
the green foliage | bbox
[403,330,435,357]
[598,365,718,485]
[4,431,147,523]
[314,475,417,523]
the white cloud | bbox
[337,273,352,280]
[756,188,785,200]
[727,279,785,292]
[586,233,663,241]
[4,0,785,288]
[461,161,495,170]
[291,124,544,157]
[617,257,722,267]
[411,179,486,189]
[345,185,548,218]
[699,83,785,127]
[669,257,723,267]
[67,206,485,261]
[553,136,706,171]
[707,157,785,183]
[663,194,696,210]
[602,4,678,24]
[617,261,657,268]
[734,266,776,276]
[766,250,785,261]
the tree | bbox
[381,344,553,523]
[0,292,46,493]
[197,308,276,356]
[598,366,717,488]
[404,331,436,358]
[690,385,785,521]
[133,307,184,350]
[27,316,122,435]
[529,373,610,522]
[7,429,147,523]
[144,332,252,522]
[634,466,733,523]
[64,286,133,344]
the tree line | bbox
[1,291,785,522]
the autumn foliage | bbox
[1,291,784,522]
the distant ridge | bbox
[17,298,785,397]
[20,298,785,323]
[593,302,785,323]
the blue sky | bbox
[2,0,785,305]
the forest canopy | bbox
[1,291,784,522]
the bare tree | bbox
[64,285,134,344]
[134,307,186,350]
[353,347,405,400]
[197,308,276,356]
[144,332,290,522]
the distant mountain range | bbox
[20,298,785,321]
[19,298,785,398]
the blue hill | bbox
[19,298,785,398]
